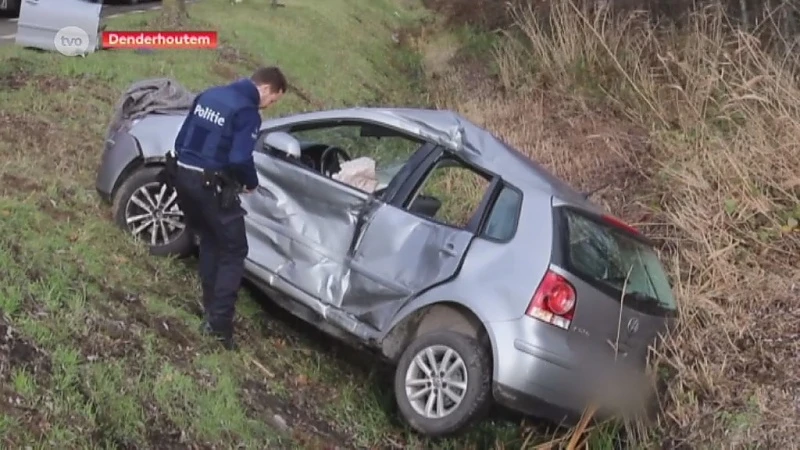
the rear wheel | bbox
[394,331,492,437]
[112,165,194,258]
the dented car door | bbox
[337,148,483,331]
[240,151,369,305]
[342,203,475,330]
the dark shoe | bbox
[199,320,238,351]
[209,332,237,351]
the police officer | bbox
[171,67,286,350]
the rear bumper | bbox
[488,316,588,424]
[489,316,654,424]
[492,382,580,426]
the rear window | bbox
[561,209,677,316]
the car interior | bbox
[258,124,444,219]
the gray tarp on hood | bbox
[107,78,196,140]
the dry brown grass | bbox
[424,0,800,447]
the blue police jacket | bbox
[174,78,262,189]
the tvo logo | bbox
[54,26,91,57]
[193,104,226,126]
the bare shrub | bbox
[429,0,800,446]
[427,0,800,44]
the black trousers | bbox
[173,166,248,338]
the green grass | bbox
[0,0,544,448]
[0,1,631,448]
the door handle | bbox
[440,242,457,257]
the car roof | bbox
[263,107,603,213]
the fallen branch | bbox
[248,356,275,378]
[566,404,599,449]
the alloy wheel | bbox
[124,181,185,247]
[404,344,469,419]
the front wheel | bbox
[111,165,194,258]
[394,330,493,437]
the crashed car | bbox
[95,79,679,436]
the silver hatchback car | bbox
[96,104,678,436]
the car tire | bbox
[111,165,194,258]
[394,330,492,437]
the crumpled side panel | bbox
[242,152,473,335]
[241,153,366,308]
[342,203,474,331]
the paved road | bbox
[0,1,164,44]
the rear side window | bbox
[561,209,677,315]
[481,185,522,241]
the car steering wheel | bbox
[319,145,352,176]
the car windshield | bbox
[563,209,677,314]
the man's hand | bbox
[242,185,258,194]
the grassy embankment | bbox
[0,0,537,448]
[418,0,800,447]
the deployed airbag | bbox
[332,157,379,193]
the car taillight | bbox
[525,270,577,329]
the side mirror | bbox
[264,131,301,158]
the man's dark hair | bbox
[251,66,287,93]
